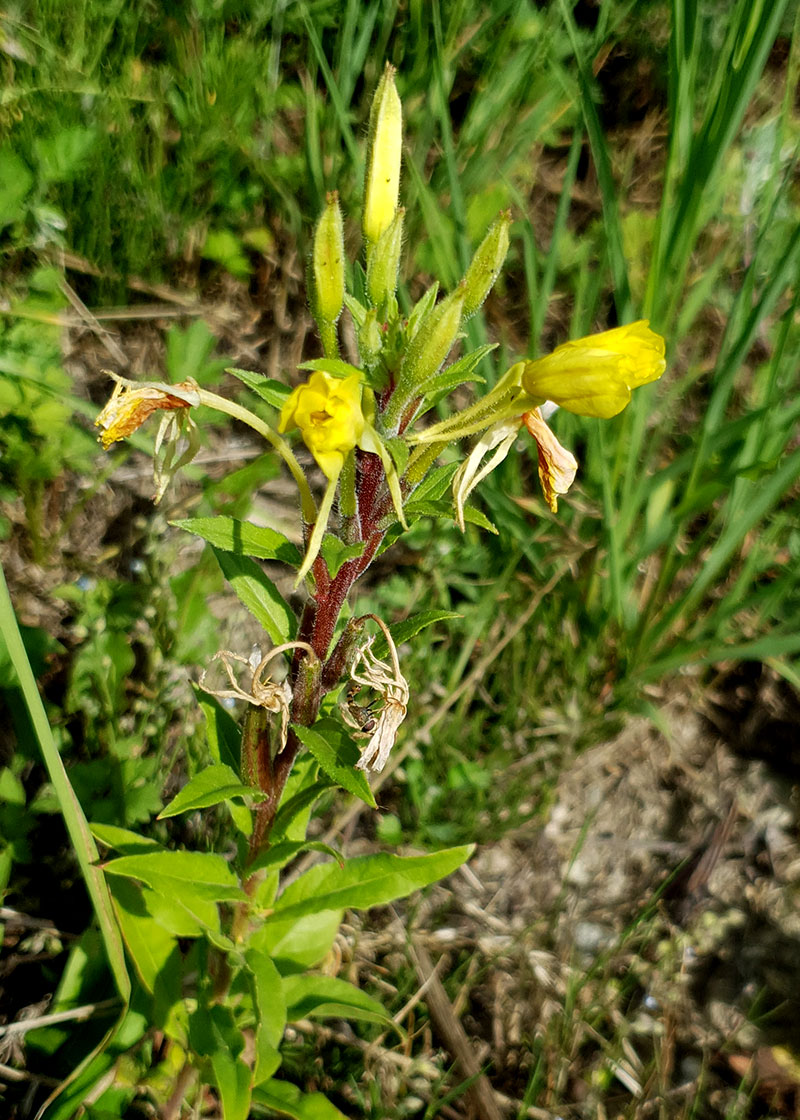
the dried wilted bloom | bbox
[95,374,199,449]
[199,643,315,754]
[341,617,409,773]
[522,408,579,513]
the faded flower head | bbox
[279,371,365,480]
[95,375,199,449]
[341,617,409,774]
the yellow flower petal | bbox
[521,320,665,419]
[523,409,578,513]
[279,371,366,481]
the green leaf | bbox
[173,517,301,566]
[158,764,264,819]
[244,948,286,1084]
[134,883,213,938]
[226,368,291,408]
[103,851,246,902]
[211,1052,251,1120]
[248,840,344,876]
[405,498,497,534]
[268,846,473,924]
[212,548,295,644]
[252,908,343,970]
[271,786,332,843]
[373,609,462,659]
[409,461,459,502]
[298,358,365,380]
[108,878,178,995]
[293,721,376,808]
[282,974,397,1032]
[195,689,241,773]
[0,148,33,228]
[319,535,366,579]
[384,436,410,476]
[90,823,164,856]
[406,282,439,340]
[343,293,368,328]
[254,1080,349,1119]
[420,343,494,396]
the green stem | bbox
[319,320,339,359]
[196,389,316,522]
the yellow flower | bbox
[279,371,365,481]
[521,320,665,419]
[95,377,199,449]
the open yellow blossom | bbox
[521,320,665,419]
[279,371,366,481]
[279,370,407,586]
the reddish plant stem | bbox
[251,449,390,843]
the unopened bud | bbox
[462,211,511,319]
[363,64,402,245]
[367,207,404,309]
[312,192,345,325]
[400,285,466,391]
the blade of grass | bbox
[0,561,131,1120]
[558,0,632,323]
[301,6,361,169]
[0,563,130,1001]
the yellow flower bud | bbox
[363,64,402,245]
[462,211,511,319]
[312,192,345,326]
[278,371,365,481]
[521,320,665,419]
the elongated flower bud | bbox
[521,320,666,418]
[462,211,511,319]
[367,207,404,309]
[312,192,345,326]
[400,285,466,393]
[363,64,402,245]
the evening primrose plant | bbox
[86,64,665,1120]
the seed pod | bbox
[462,210,511,319]
[312,191,345,326]
[363,64,402,245]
